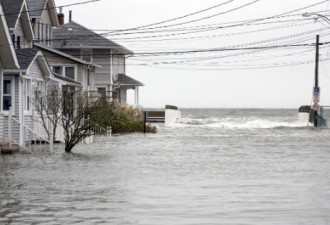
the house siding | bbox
[41,50,83,82]
[112,55,125,76]
[14,19,25,48]
[93,49,111,86]
[61,49,81,59]
[3,75,20,141]
[23,60,45,140]
[41,9,52,26]
[28,60,44,79]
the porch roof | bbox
[113,74,144,87]
[53,73,83,87]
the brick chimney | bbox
[69,10,72,22]
[57,7,64,25]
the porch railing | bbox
[85,119,111,136]
[8,109,53,153]
[85,90,116,102]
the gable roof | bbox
[26,0,59,26]
[1,0,34,39]
[52,21,133,54]
[25,0,46,17]
[16,48,39,69]
[0,1,19,69]
[114,74,144,87]
[1,0,24,28]
[16,48,53,80]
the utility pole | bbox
[313,35,320,127]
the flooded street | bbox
[1,109,330,225]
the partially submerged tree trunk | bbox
[61,91,95,153]
[33,88,97,153]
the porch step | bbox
[0,141,19,154]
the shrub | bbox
[90,101,157,134]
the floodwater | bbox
[1,109,330,225]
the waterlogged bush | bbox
[90,101,157,134]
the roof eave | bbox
[0,2,19,69]
[59,46,134,55]
[47,0,59,26]
[34,43,101,67]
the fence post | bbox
[49,132,54,153]
[143,111,147,134]
[8,107,12,147]
[107,126,112,136]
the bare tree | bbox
[33,88,62,142]
[60,91,95,153]
[33,88,97,153]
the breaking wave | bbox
[175,116,309,129]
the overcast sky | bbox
[55,0,330,108]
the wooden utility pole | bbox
[313,35,320,127]
[315,35,320,88]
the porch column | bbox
[19,75,24,146]
[135,86,139,106]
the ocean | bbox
[1,108,330,225]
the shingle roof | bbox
[53,73,82,87]
[52,21,133,54]
[15,48,39,69]
[114,74,144,87]
[1,0,24,28]
[25,0,47,17]
[34,42,101,68]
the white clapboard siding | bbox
[93,49,111,85]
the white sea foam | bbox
[176,116,309,129]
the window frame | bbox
[38,21,43,43]
[51,65,77,81]
[2,77,15,113]
[23,79,32,113]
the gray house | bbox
[0,0,100,150]
[52,18,144,105]
[0,0,66,148]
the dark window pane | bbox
[52,66,62,75]
[65,67,75,80]
[3,80,11,94]
[3,96,11,110]
[98,88,106,97]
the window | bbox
[11,34,16,48]
[65,67,75,80]
[2,78,13,111]
[46,24,51,46]
[97,87,106,97]
[52,66,63,75]
[51,65,76,80]
[17,36,21,49]
[35,81,45,106]
[23,79,31,112]
[38,21,43,42]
